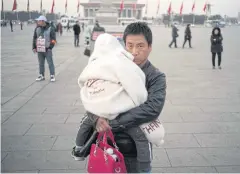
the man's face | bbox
[37,20,45,26]
[125,34,152,65]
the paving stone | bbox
[201,105,240,113]
[169,98,240,106]
[65,114,84,123]
[1,152,8,162]
[152,166,217,173]
[1,111,14,123]
[159,134,200,148]
[163,105,203,113]
[4,113,43,124]
[160,111,183,123]
[1,96,30,111]
[194,134,240,147]
[222,113,240,122]
[166,147,240,167]
[164,122,240,134]
[51,136,75,150]
[216,166,240,173]
[1,136,57,151]
[70,107,86,114]
[26,124,79,136]
[180,113,225,122]
[37,114,69,123]
[1,151,87,172]
[16,105,47,114]
[1,123,32,136]
[44,107,75,114]
[151,149,171,167]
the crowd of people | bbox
[169,23,223,69]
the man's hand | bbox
[32,49,37,54]
[96,117,111,132]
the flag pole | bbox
[193,13,195,25]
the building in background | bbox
[80,0,145,25]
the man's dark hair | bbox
[123,22,152,46]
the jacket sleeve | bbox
[210,35,214,43]
[109,71,167,131]
[49,27,56,49]
[32,27,37,50]
[217,34,223,42]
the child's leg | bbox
[72,113,96,161]
[75,114,94,147]
[75,121,93,147]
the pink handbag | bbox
[87,130,127,173]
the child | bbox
[211,27,223,69]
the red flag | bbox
[12,0,17,11]
[167,1,171,15]
[192,1,195,12]
[51,0,55,13]
[77,0,80,13]
[180,1,183,15]
[156,0,160,15]
[132,3,136,11]
[203,1,207,12]
[120,0,124,13]
[65,0,67,13]
[27,0,29,12]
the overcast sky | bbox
[2,0,240,17]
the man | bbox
[32,15,56,82]
[73,22,166,173]
[169,24,179,48]
[73,21,81,47]
[10,20,13,32]
[67,21,71,32]
[82,23,85,31]
[182,24,192,48]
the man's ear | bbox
[148,45,152,52]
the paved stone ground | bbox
[1,25,240,173]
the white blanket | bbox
[78,33,147,120]
[78,33,165,146]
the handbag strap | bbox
[97,131,117,147]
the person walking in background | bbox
[10,20,13,32]
[67,21,71,32]
[182,24,192,48]
[169,24,179,48]
[20,21,23,30]
[82,23,85,31]
[73,21,81,47]
[32,15,56,82]
[57,22,63,36]
[211,27,223,69]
